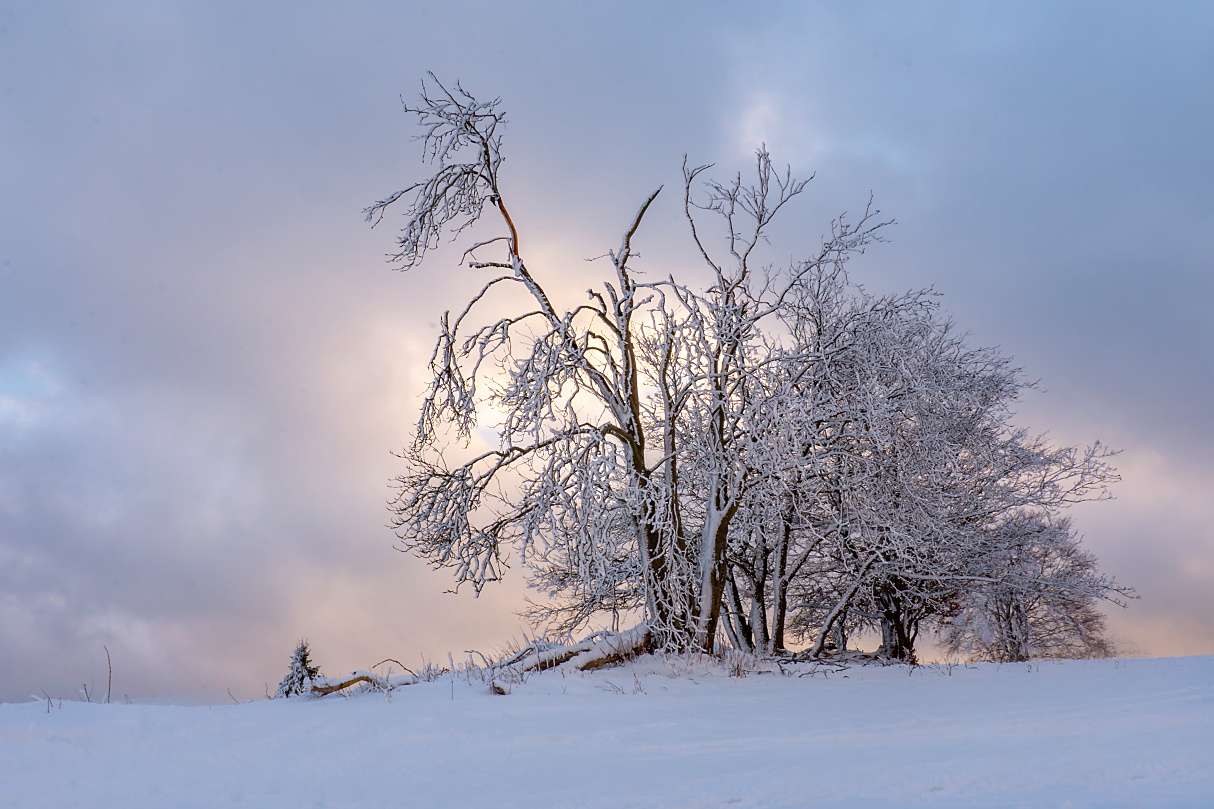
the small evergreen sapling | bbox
[275,639,322,698]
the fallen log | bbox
[308,671,416,696]
[517,625,652,673]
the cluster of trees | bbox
[369,78,1130,663]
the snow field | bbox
[2,655,1211,808]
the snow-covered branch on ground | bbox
[308,672,417,697]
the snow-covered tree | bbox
[370,76,1126,661]
[368,77,882,652]
[275,639,322,698]
[938,514,1127,661]
[764,275,1125,661]
[703,264,1128,662]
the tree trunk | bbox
[725,572,754,652]
[876,593,918,662]
[694,498,738,653]
[772,516,792,652]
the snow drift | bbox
[3,655,1211,807]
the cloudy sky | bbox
[2,1,1212,702]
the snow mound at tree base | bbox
[3,655,1211,807]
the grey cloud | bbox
[2,1,1213,702]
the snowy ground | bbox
[2,654,1211,808]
